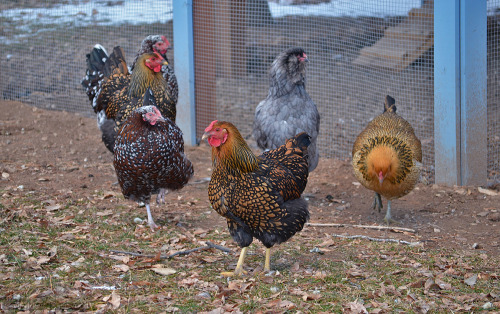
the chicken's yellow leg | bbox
[264,248,271,272]
[221,247,248,277]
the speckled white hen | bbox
[113,93,193,231]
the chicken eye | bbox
[215,128,220,132]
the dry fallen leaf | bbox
[48,246,57,258]
[96,209,114,216]
[200,256,220,263]
[36,256,52,265]
[435,278,452,290]
[424,278,441,291]
[344,301,368,313]
[302,293,321,301]
[478,187,499,196]
[464,273,478,287]
[112,264,130,272]
[347,268,368,279]
[103,291,121,309]
[151,267,176,276]
[44,204,61,211]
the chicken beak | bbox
[378,172,385,185]
[201,132,210,141]
[162,60,169,66]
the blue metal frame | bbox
[173,0,197,146]
[459,0,487,185]
[434,0,486,185]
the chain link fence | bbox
[1,0,499,183]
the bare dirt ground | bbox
[1,100,500,257]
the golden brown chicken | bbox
[202,120,310,276]
[82,46,174,153]
[352,95,422,223]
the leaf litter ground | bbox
[1,101,499,312]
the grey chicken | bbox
[252,47,320,171]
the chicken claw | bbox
[221,247,248,277]
[146,204,159,231]
[383,200,400,225]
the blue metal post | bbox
[434,0,487,185]
[460,0,487,185]
[434,0,461,185]
[173,0,196,146]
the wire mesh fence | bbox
[194,0,436,179]
[488,1,500,183]
[0,0,499,183]
[0,0,174,116]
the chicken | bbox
[252,47,320,172]
[202,120,310,276]
[81,45,174,153]
[131,35,178,106]
[113,90,193,231]
[352,95,422,223]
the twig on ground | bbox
[306,222,415,233]
[109,241,232,260]
[331,234,422,246]
[204,241,232,253]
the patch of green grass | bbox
[0,191,499,312]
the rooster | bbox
[352,95,422,223]
[252,47,320,172]
[203,120,310,276]
[131,35,178,106]
[113,90,193,231]
[81,45,174,153]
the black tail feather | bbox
[103,46,128,77]
[81,45,109,104]
[81,45,128,108]
[293,132,312,151]
[384,95,397,113]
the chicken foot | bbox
[221,247,248,277]
[145,203,159,231]
[383,200,400,225]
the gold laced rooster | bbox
[352,95,422,223]
[202,120,311,276]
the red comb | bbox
[205,120,218,132]
[161,35,170,47]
